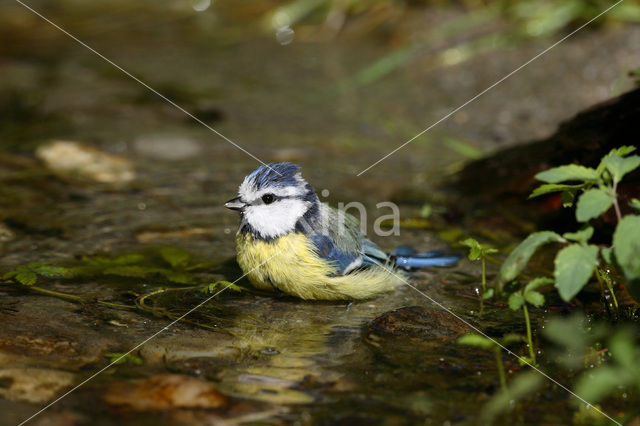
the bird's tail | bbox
[391,245,460,270]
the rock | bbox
[103,374,228,410]
[0,223,14,242]
[138,333,239,364]
[0,368,75,403]
[453,87,640,203]
[367,306,469,340]
[36,140,135,185]
[133,134,201,160]
[364,306,490,373]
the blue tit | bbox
[224,162,458,300]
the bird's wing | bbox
[308,204,389,274]
[309,233,363,275]
[361,238,387,267]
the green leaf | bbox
[575,189,614,222]
[600,247,614,264]
[524,290,545,307]
[482,288,494,300]
[482,372,544,422]
[528,183,584,199]
[542,314,589,369]
[554,244,599,301]
[2,271,18,280]
[508,292,525,311]
[609,329,636,371]
[630,198,640,212]
[458,333,495,350]
[158,246,192,268]
[103,265,160,278]
[501,333,524,346]
[459,238,482,260]
[160,270,197,285]
[613,215,640,281]
[84,254,145,267]
[562,227,593,244]
[607,146,636,157]
[16,270,38,286]
[535,164,599,183]
[574,366,625,404]
[525,277,553,293]
[602,154,640,184]
[500,231,565,283]
[29,264,70,278]
[443,137,483,160]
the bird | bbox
[224,162,459,300]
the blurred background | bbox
[1,1,640,424]
[2,0,640,181]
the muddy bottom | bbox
[1,0,639,424]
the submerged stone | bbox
[36,140,135,185]
[103,374,228,410]
[0,368,75,403]
[367,305,469,340]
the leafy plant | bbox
[544,315,639,422]
[481,370,545,423]
[2,262,70,286]
[507,277,552,365]
[573,328,640,405]
[500,146,640,302]
[66,247,215,285]
[458,332,523,391]
[460,238,498,302]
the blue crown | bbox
[246,162,301,190]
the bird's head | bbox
[225,162,319,239]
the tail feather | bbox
[391,245,460,270]
[394,255,460,269]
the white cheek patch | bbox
[244,199,310,238]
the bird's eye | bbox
[261,193,275,204]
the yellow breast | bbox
[235,232,402,300]
[235,232,337,298]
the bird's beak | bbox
[224,197,246,211]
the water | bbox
[1,1,639,424]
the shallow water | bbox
[1,1,639,424]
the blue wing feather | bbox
[310,233,361,274]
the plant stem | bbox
[612,183,622,223]
[494,348,507,392]
[479,258,486,316]
[481,258,487,293]
[596,268,619,312]
[29,285,83,302]
[523,304,536,365]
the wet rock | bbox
[367,305,469,340]
[0,223,15,242]
[30,411,85,426]
[453,87,640,206]
[133,134,201,160]
[103,374,228,410]
[138,333,239,364]
[36,140,135,185]
[364,306,490,374]
[0,297,123,370]
[0,368,75,403]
